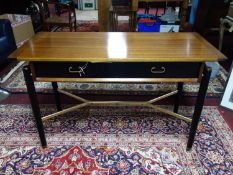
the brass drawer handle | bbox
[68,63,88,77]
[151,66,166,74]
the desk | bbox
[10,32,226,150]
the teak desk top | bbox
[10,32,226,62]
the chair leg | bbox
[74,21,77,32]
[113,13,116,31]
[133,12,137,32]
[129,14,132,32]
[43,24,48,31]
[219,19,225,51]
[116,14,119,32]
[69,24,72,32]
[113,13,117,32]
[110,12,113,31]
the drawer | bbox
[32,62,202,79]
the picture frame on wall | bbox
[220,63,233,111]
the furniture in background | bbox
[138,1,179,15]
[220,62,233,111]
[0,19,17,69]
[0,19,13,88]
[110,0,137,31]
[9,32,226,150]
[189,0,198,25]
[26,1,42,33]
[37,0,76,31]
[148,1,166,16]
[132,0,188,27]
[138,1,149,14]
[98,0,189,32]
[0,14,34,44]
[0,15,33,84]
[192,0,233,72]
[194,0,230,35]
[219,1,233,51]
[0,0,31,15]
[0,0,43,33]
[76,0,98,10]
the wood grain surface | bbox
[9,32,226,62]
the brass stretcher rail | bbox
[41,89,192,123]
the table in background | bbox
[98,0,189,32]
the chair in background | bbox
[110,0,137,32]
[0,19,14,101]
[0,19,17,69]
[219,1,233,51]
[37,0,76,31]
[138,1,149,14]
[147,2,167,16]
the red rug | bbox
[0,105,232,174]
[55,20,130,32]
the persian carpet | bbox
[1,64,228,97]
[0,105,232,174]
[56,20,128,32]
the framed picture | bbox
[220,63,233,111]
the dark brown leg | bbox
[74,21,77,32]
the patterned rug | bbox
[1,63,228,97]
[0,105,232,174]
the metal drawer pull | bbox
[151,66,166,74]
[68,63,88,77]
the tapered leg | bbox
[52,82,62,111]
[69,22,73,32]
[23,65,47,148]
[129,13,132,32]
[110,11,114,31]
[174,82,183,113]
[74,21,77,32]
[130,11,137,32]
[219,19,224,51]
[187,65,211,151]
[134,11,137,32]
[115,14,118,32]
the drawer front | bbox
[33,62,202,79]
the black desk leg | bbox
[187,65,211,151]
[174,82,183,113]
[23,65,47,148]
[52,82,62,111]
